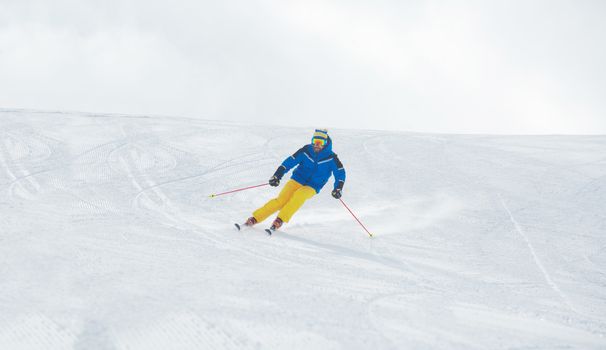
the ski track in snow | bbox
[1,110,605,350]
[0,131,44,199]
[499,194,577,313]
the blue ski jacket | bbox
[274,137,346,193]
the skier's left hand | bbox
[331,188,342,199]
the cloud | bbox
[0,0,604,134]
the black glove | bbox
[269,176,280,187]
[331,188,342,199]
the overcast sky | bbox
[1,0,605,134]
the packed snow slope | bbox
[1,109,605,350]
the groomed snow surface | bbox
[1,110,605,350]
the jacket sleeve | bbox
[273,146,306,179]
[332,155,346,190]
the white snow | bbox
[1,109,605,349]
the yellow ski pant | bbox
[253,179,316,223]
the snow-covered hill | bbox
[1,109,605,349]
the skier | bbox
[244,129,346,231]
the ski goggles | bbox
[312,138,327,147]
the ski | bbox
[235,223,272,236]
[265,223,284,235]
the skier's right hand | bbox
[269,176,280,187]
[331,188,342,199]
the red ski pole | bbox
[339,198,374,238]
[209,183,269,198]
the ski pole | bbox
[209,183,269,198]
[339,198,374,238]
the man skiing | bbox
[244,129,346,231]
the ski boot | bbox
[245,216,257,227]
[270,217,283,230]
[235,216,258,231]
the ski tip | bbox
[264,229,273,236]
[234,223,241,231]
